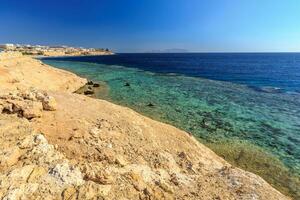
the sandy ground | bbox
[0,52,290,199]
[0,51,87,92]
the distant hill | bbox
[147,48,189,53]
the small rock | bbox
[98,173,114,185]
[143,188,151,196]
[89,127,101,137]
[42,96,57,111]
[73,132,82,139]
[62,186,77,200]
[78,181,111,199]
[130,172,147,191]
[156,180,173,194]
[34,134,48,144]
[0,104,4,112]
[87,81,94,85]
[27,166,47,182]
[93,83,100,87]
[115,155,127,167]
[178,151,187,159]
[48,162,84,186]
[22,102,43,119]
[84,90,94,95]
[124,82,130,87]
[22,91,37,101]
[35,91,46,101]
[18,135,35,149]
[8,165,35,182]
[170,173,179,186]
[2,103,13,113]
[0,147,21,168]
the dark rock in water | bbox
[93,83,100,87]
[87,81,94,85]
[84,90,94,95]
[147,103,154,107]
[124,82,130,87]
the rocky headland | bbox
[0,52,290,199]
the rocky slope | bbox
[0,52,290,199]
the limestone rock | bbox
[62,186,77,200]
[27,166,47,182]
[89,127,101,137]
[20,91,37,101]
[22,101,43,119]
[41,95,57,111]
[0,90,57,120]
[78,181,111,199]
[0,147,21,169]
[0,104,4,112]
[115,155,127,167]
[7,165,35,183]
[48,162,84,186]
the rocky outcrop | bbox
[0,114,114,200]
[0,90,57,119]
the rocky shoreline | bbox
[0,52,290,199]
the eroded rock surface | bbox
[0,114,114,200]
[0,90,57,119]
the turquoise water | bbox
[42,59,300,198]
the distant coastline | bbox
[0,43,114,57]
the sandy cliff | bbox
[0,52,290,199]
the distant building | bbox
[0,44,16,50]
[5,44,14,47]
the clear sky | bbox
[1,0,300,52]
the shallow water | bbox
[42,55,300,198]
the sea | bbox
[42,53,300,198]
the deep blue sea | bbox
[42,53,300,198]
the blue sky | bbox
[0,0,300,52]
